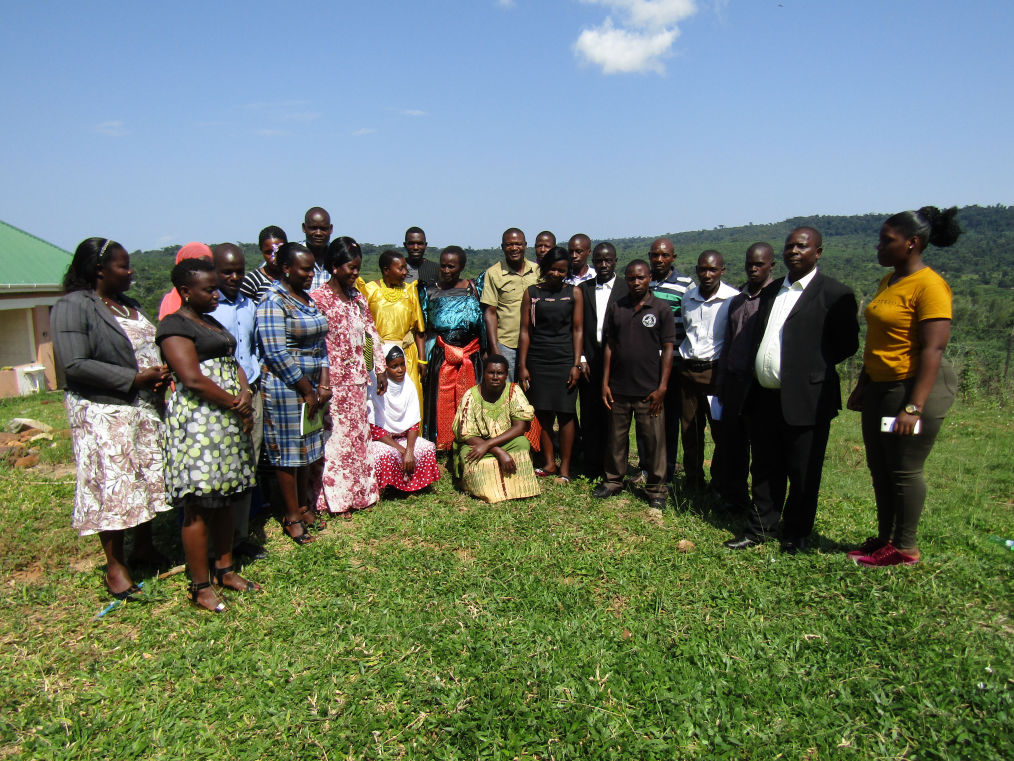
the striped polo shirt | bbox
[650,267,695,343]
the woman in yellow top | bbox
[846,206,960,566]
[358,250,426,416]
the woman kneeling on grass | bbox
[367,344,440,494]
[451,354,540,504]
[157,258,259,612]
[846,206,960,567]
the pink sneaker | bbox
[846,537,888,559]
[854,544,918,567]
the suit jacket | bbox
[578,275,629,367]
[752,272,859,426]
[51,289,148,404]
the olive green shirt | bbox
[479,259,540,349]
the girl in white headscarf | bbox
[368,344,440,493]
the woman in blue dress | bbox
[420,246,486,450]
[256,243,331,545]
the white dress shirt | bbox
[579,275,615,363]
[678,282,740,360]
[755,267,819,388]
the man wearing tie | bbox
[724,227,859,553]
[577,243,627,478]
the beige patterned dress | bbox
[65,314,170,535]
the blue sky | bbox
[2,1,1012,253]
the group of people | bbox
[51,204,961,611]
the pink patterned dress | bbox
[310,284,386,514]
[65,313,170,535]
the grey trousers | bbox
[603,395,667,499]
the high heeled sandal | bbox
[213,564,261,592]
[188,580,226,613]
[282,518,315,545]
[301,506,327,532]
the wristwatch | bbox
[903,403,922,416]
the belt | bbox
[292,347,326,357]
[681,358,717,372]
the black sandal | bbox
[282,518,315,545]
[213,564,260,592]
[188,581,226,613]
[106,582,143,601]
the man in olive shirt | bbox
[480,228,540,380]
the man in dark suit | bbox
[578,242,628,478]
[724,227,859,553]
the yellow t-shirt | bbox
[863,267,951,382]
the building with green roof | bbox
[0,221,72,397]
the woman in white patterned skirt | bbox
[52,237,173,601]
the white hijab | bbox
[367,343,420,434]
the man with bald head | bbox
[724,227,858,553]
[302,206,333,291]
[565,234,596,285]
[714,242,775,512]
[211,243,266,560]
[480,228,540,380]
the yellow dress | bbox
[358,278,426,415]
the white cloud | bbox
[94,120,128,137]
[574,0,697,75]
[400,109,426,117]
[352,128,377,136]
[495,0,516,8]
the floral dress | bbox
[65,313,171,535]
[156,314,255,508]
[310,284,386,514]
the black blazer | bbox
[51,289,149,404]
[752,272,859,426]
[578,276,628,366]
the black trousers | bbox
[579,362,608,478]
[746,387,831,540]
[717,373,753,509]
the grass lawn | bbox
[0,392,1011,760]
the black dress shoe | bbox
[647,496,667,510]
[780,536,809,555]
[592,484,621,499]
[233,540,268,561]
[723,535,763,550]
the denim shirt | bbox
[211,292,261,384]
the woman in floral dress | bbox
[157,258,258,612]
[310,237,387,517]
[52,237,173,600]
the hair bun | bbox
[918,206,961,248]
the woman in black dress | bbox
[157,258,259,612]
[517,246,584,483]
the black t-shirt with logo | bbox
[602,293,677,398]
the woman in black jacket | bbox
[52,237,171,600]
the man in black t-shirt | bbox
[593,260,676,509]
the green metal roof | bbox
[0,220,72,292]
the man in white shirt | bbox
[724,227,858,553]
[565,233,596,286]
[677,251,740,492]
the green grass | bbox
[0,392,1011,759]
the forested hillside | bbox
[127,205,1014,402]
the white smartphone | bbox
[880,416,921,434]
